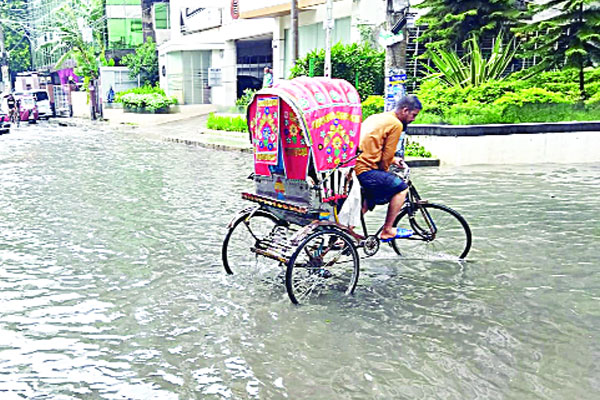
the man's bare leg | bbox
[380,189,408,240]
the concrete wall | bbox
[412,131,600,166]
[71,92,89,119]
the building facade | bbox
[159,0,394,107]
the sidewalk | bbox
[50,108,438,166]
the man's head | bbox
[393,95,422,125]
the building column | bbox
[273,17,286,81]
[222,40,237,106]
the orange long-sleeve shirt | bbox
[354,112,403,176]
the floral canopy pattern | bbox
[247,77,362,179]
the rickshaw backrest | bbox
[318,167,353,204]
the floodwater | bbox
[1,123,599,399]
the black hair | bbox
[394,95,422,111]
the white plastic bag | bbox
[338,173,362,227]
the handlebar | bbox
[389,161,411,181]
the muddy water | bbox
[1,124,598,399]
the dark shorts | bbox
[357,169,408,211]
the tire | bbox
[222,210,283,275]
[391,203,472,260]
[285,228,359,304]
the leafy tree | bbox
[415,0,519,50]
[289,42,385,100]
[0,0,30,76]
[515,0,600,100]
[47,0,108,89]
[122,37,159,86]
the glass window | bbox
[108,18,143,49]
[155,3,170,30]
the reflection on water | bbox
[1,125,599,399]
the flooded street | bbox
[1,123,599,399]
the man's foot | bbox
[380,227,413,242]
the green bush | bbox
[290,42,384,101]
[586,91,600,106]
[115,85,165,103]
[493,87,571,108]
[206,113,248,133]
[500,103,600,123]
[405,140,432,158]
[361,95,384,120]
[444,101,504,125]
[236,88,257,108]
[118,92,178,111]
[412,66,600,125]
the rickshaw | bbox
[222,77,471,304]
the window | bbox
[155,3,170,30]
[108,18,143,49]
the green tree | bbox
[289,42,385,100]
[47,0,108,89]
[515,0,600,100]
[122,37,159,86]
[415,0,519,50]
[5,27,31,73]
[0,0,30,78]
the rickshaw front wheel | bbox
[285,228,359,305]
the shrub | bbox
[236,88,257,108]
[361,95,384,120]
[586,91,600,106]
[290,42,385,101]
[115,85,166,103]
[444,101,504,125]
[493,88,570,108]
[118,91,178,111]
[206,113,248,133]
[405,140,432,158]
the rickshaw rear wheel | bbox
[285,228,359,305]
[222,210,284,275]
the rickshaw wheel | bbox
[222,210,284,275]
[285,228,359,305]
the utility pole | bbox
[385,0,408,111]
[291,0,299,65]
[324,0,333,78]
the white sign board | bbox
[180,3,223,33]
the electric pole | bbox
[291,0,299,64]
[324,0,333,77]
[385,0,408,111]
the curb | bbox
[408,121,600,136]
[164,136,253,153]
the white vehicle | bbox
[27,90,52,119]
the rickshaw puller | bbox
[354,95,422,242]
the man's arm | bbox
[380,123,403,171]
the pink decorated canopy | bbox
[247,77,362,180]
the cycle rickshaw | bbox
[222,77,471,304]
